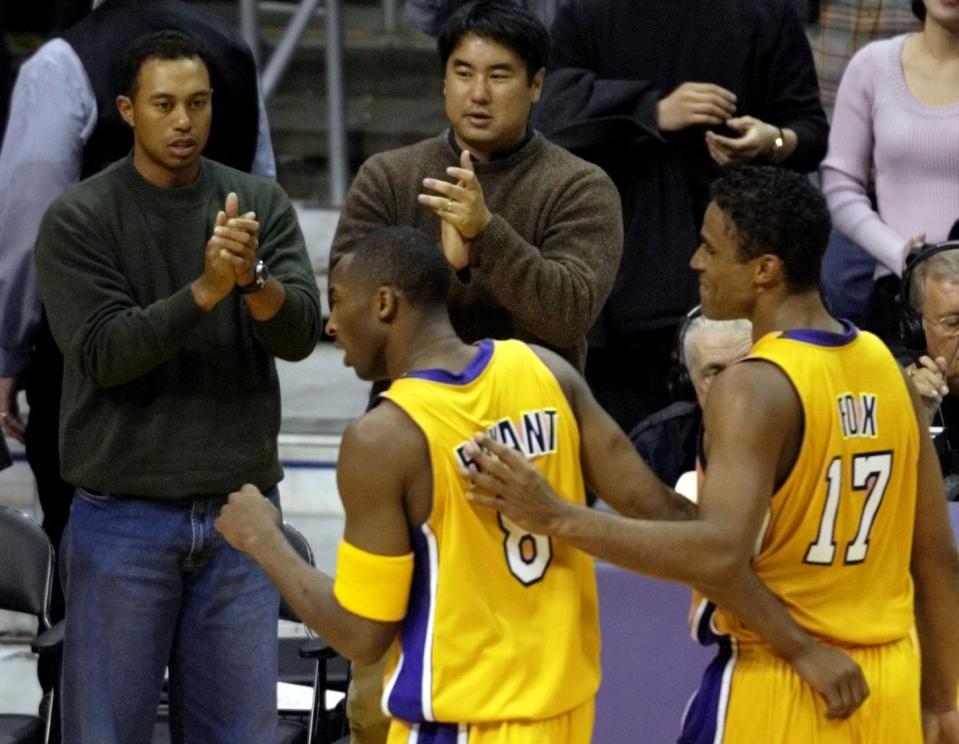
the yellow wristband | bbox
[333,540,414,622]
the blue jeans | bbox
[820,230,877,326]
[60,488,281,744]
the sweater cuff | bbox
[168,284,209,331]
[469,214,512,270]
[251,286,319,360]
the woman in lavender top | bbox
[820,0,959,288]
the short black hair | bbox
[710,166,831,293]
[437,0,549,83]
[950,218,959,241]
[341,226,451,308]
[118,30,210,99]
[912,0,926,22]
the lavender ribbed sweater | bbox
[820,34,959,277]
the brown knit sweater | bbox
[330,132,623,370]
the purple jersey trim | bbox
[387,527,434,722]
[403,339,494,385]
[778,319,857,347]
[678,641,734,744]
[415,722,462,743]
[694,600,722,647]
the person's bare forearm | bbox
[553,505,817,657]
[554,504,733,586]
[243,277,285,320]
[608,481,696,521]
[700,565,814,659]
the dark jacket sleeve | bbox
[531,0,663,153]
[628,401,701,487]
[756,1,829,172]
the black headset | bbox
[899,240,959,358]
[668,305,703,402]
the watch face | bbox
[238,261,268,294]
[255,260,269,287]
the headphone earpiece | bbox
[668,305,703,402]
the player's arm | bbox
[216,404,417,664]
[467,361,867,718]
[902,368,959,737]
[532,345,694,520]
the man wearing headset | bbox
[903,223,959,488]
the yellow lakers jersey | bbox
[709,324,919,647]
[379,339,600,725]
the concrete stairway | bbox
[204,0,449,205]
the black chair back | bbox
[280,522,315,624]
[0,506,54,626]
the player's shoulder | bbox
[524,342,576,379]
[343,397,427,461]
[708,358,800,421]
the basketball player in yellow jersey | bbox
[212,225,696,743]
[467,167,959,743]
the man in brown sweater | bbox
[330,0,622,373]
[329,2,621,741]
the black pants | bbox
[25,318,72,739]
[24,317,73,624]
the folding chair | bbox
[0,506,60,744]
[277,521,349,744]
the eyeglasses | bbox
[924,314,959,338]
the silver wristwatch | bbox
[237,260,269,295]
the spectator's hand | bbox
[924,709,959,744]
[193,193,258,309]
[789,642,869,720]
[193,208,235,309]
[463,433,570,535]
[907,355,949,425]
[656,82,737,132]
[419,149,492,240]
[217,192,260,286]
[904,234,928,273]
[0,376,25,444]
[441,218,471,271]
[705,116,779,166]
[215,483,282,557]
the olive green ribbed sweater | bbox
[35,157,321,498]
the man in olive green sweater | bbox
[330,3,622,741]
[34,32,320,744]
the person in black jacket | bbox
[532,0,828,433]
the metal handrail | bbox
[239,0,349,206]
